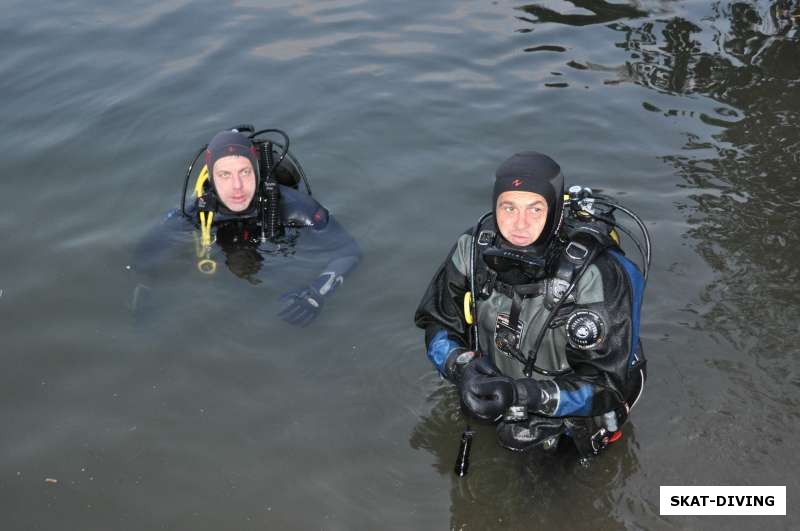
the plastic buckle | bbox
[477,230,495,246]
[565,241,589,262]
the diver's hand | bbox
[278,286,324,327]
[458,357,516,421]
[514,378,553,413]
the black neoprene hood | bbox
[203,130,260,216]
[493,151,565,248]
[204,130,259,177]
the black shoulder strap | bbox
[543,237,600,310]
[473,229,496,299]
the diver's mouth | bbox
[223,194,252,212]
[509,233,532,245]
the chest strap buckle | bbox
[565,241,589,262]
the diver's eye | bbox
[240,167,252,177]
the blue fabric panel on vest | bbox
[608,250,645,367]
[428,330,458,376]
[555,384,593,416]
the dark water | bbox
[2,1,798,529]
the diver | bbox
[414,152,649,462]
[132,126,360,327]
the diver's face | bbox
[496,191,549,247]
[212,155,257,212]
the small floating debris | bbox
[45,478,58,484]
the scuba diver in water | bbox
[133,125,360,327]
[414,152,649,463]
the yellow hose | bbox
[463,292,474,325]
[199,211,214,247]
[194,165,209,198]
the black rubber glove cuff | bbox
[444,348,472,383]
[514,379,538,409]
[513,378,559,416]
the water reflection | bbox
[410,388,644,530]
[516,0,649,27]
[608,1,799,95]
[622,3,799,338]
[617,0,800,425]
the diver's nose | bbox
[514,212,528,229]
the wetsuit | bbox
[132,185,360,326]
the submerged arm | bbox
[277,187,361,326]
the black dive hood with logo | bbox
[202,130,260,218]
[485,152,566,280]
[181,126,313,231]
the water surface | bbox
[1,1,798,529]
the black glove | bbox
[457,357,517,421]
[278,286,324,327]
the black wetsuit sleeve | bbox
[414,236,472,375]
[544,252,638,417]
[280,186,361,293]
[306,215,361,294]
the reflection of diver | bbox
[414,152,650,465]
[410,385,643,529]
[409,387,640,529]
[213,221,265,285]
[133,126,360,327]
